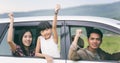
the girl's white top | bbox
[39,36,60,58]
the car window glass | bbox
[0,23,8,43]
[0,31,11,55]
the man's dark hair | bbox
[87,29,103,39]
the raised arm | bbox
[68,29,82,60]
[7,13,17,52]
[72,29,82,46]
[52,4,60,44]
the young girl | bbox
[7,13,35,56]
[35,4,60,63]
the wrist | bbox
[55,12,58,15]
[9,17,14,20]
[75,35,80,38]
[55,10,59,15]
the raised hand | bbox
[55,4,60,14]
[72,29,82,46]
[8,13,14,19]
[75,29,82,38]
[8,13,14,22]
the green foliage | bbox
[101,36,120,54]
[82,36,120,54]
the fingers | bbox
[77,29,82,34]
[55,4,60,14]
[8,12,14,22]
[8,12,14,19]
[76,29,82,37]
[56,4,60,10]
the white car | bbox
[0,16,120,63]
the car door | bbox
[65,20,120,63]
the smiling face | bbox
[88,33,102,50]
[40,28,52,39]
[22,31,32,47]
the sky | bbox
[0,0,120,14]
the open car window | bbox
[69,26,120,61]
[64,19,120,62]
[0,21,64,60]
[14,26,61,53]
[70,27,120,53]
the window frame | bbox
[64,20,120,60]
[1,20,66,59]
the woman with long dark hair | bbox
[7,13,35,56]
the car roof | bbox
[0,16,120,29]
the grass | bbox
[101,36,120,54]
[83,35,120,54]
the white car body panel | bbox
[0,16,120,29]
[0,56,118,63]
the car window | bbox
[70,26,120,60]
[14,26,62,58]
[14,26,61,53]
[0,22,62,59]
[99,28,120,54]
